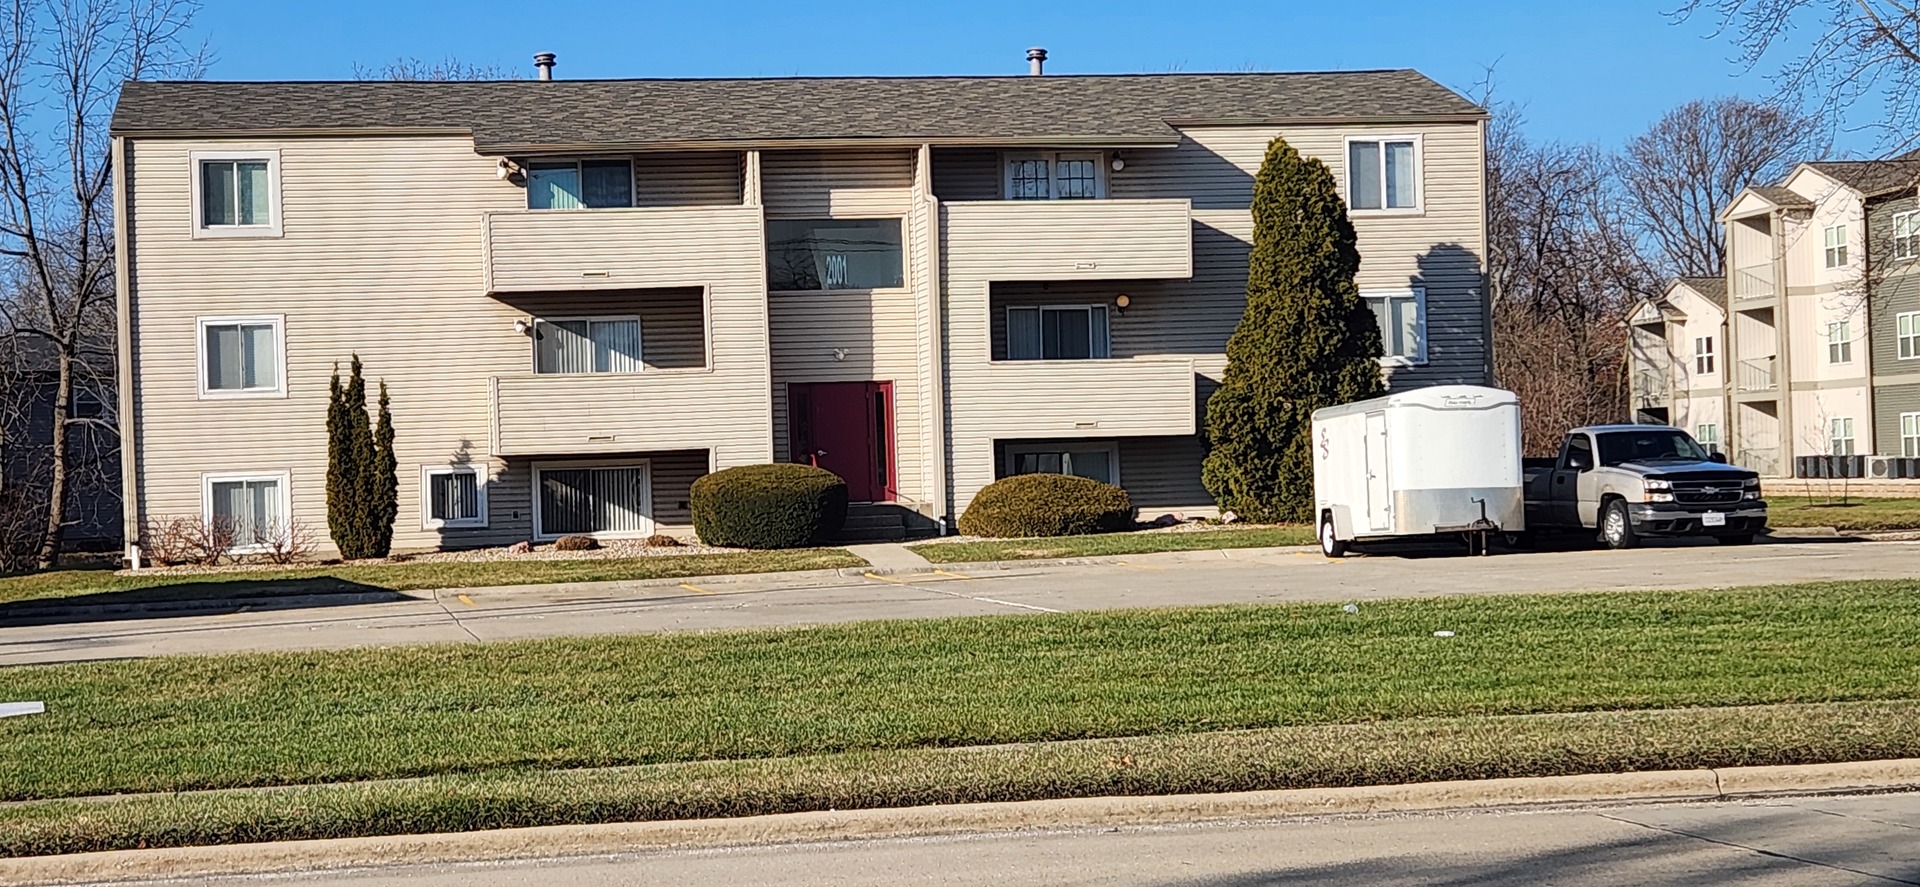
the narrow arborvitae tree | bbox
[325,361,360,556]
[367,380,397,558]
[1201,137,1384,523]
[326,355,388,558]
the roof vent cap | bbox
[534,52,556,81]
[1027,47,1047,76]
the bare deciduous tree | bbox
[0,0,206,568]
[1618,97,1827,277]
[1676,0,1920,152]
[352,56,506,82]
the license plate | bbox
[1702,512,1726,527]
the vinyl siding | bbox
[632,151,744,206]
[1868,194,1920,377]
[908,146,941,512]
[992,435,1215,519]
[489,448,707,542]
[124,135,769,555]
[493,287,706,370]
[762,149,915,218]
[1873,383,1920,456]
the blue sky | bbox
[189,0,1868,153]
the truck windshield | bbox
[1595,430,1710,466]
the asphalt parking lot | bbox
[2,536,1912,665]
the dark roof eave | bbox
[111,125,474,138]
[480,133,1185,155]
[1163,111,1489,126]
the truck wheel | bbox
[1716,534,1755,546]
[1600,499,1638,550]
[1319,514,1348,559]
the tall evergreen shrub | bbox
[1201,137,1385,522]
[326,355,397,558]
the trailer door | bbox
[1364,411,1391,532]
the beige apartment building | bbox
[1630,153,1920,480]
[110,58,1491,555]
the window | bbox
[1346,138,1419,211]
[192,150,281,238]
[203,472,288,552]
[422,466,486,529]
[1824,224,1849,268]
[766,219,904,291]
[1696,423,1720,454]
[1895,211,1919,261]
[1364,288,1426,363]
[70,390,105,420]
[527,159,634,210]
[1828,321,1853,364]
[533,317,642,374]
[1901,313,1920,360]
[534,462,652,539]
[1830,417,1856,456]
[1006,305,1111,360]
[1005,442,1119,485]
[1003,152,1105,200]
[1694,336,1716,375]
[198,316,284,398]
[1560,434,1593,470]
[1903,413,1920,458]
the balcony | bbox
[490,372,771,457]
[1731,262,1776,301]
[1632,370,1671,407]
[484,205,763,293]
[1736,356,1777,392]
[959,357,1197,439]
[941,199,1194,282]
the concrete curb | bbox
[0,591,411,626]
[7,759,1916,885]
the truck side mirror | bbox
[1567,452,1592,471]
[1709,451,1728,464]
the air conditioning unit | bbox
[1869,456,1920,479]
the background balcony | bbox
[1737,356,1777,392]
[1731,262,1775,300]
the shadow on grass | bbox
[0,576,409,628]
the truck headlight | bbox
[1644,479,1672,491]
[1647,492,1674,503]
[1744,478,1761,500]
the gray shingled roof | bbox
[1749,185,1814,208]
[110,70,1485,152]
[1807,159,1920,197]
[1675,275,1727,310]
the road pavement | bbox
[97,792,1920,886]
[4,537,1916,665]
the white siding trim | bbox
[188,148,284,239]
[194,314,287,400]
[420,464,488,530]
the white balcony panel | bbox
[485,206,764,293]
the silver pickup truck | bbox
[1521,425,1768,549]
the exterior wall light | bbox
[1114,293,1131,313]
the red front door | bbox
[790,381,895,502]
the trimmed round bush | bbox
[958,474,1135,538]
[691,464,849,549]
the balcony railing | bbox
[1736,356,1777,392]
[490,372,771,457]
[1730,262,1776,300]
[964,357,1198,439]
[940,199,1194,282]
[1632,370,1671,406]
[1738,445,1782,478]
[483,205,764,293]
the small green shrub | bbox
[691,464,848,549]
[552,535,599,552]
[959,474,1135,538]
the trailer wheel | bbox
[1600,499,1638,550]
[1319,514,1348,558]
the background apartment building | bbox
[1630,152,1920,479]
[111,59,1491,555]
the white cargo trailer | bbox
[1311,385,1523,557]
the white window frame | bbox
[523,157,637,211]
[1003,441,1122,486]
[421,464,488,530]
[1342,135,1424,215]
[196,314,287,400]
[201,470,292,555]
[1823,224,1849,268]
[1003,304,1113,361]
[1830,417,1856,456]
[1901,312,1920,360]
[1894,210,1919,261]
[1695,423,1720,453]
[530,315,645,375]
[531,459,655,541]
[1828,320,1853,364]
[1363,287,1427,366]
[1902,412,1920,458]
[1694,336,1716,375]
[1001,151,1107,200]
[189,149,283,239]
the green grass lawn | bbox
[910,525,1316,563]
[1767,495,1920,532]
[0,548,866,610]
[3,582,1915,804]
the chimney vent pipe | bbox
[534,52,556,80]
[1027,47,1047,76]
